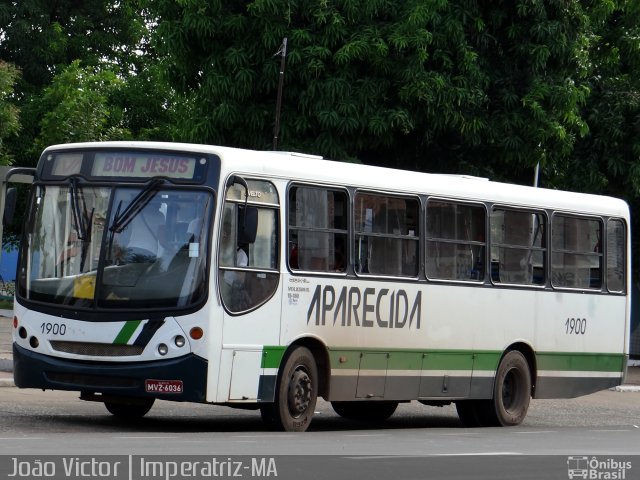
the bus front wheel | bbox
[104,398,154,419]
[331,401,398,422]
[260,346,318,432]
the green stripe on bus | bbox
[536,352,625,372]
[328,349,502,371]
[261,346,286,369]
[113,320,142,345]
[261,346,624,374]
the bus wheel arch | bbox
[286,337,331,399]
[260,339,328,432]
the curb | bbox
[611,385,640,393]
[0,358,12,371]
[0,377,14,388]
[0,358,13,387]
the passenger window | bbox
[426,201,485,281]
[354,193,419,277]
[491,209,546,286]
[551,215,602,289]
[288,186,347,273]
[219,179,279,313]
[606,219,626,293]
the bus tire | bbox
[331,401,398,422]
[486,350,532,426]
[104,398,154,419]
[263,346,318,432]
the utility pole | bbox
[273,37,288,151]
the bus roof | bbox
[43,141,630,219]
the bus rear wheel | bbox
[491,350,531,426]
[456,351,531,427]
[331,401,398,422]
[260,346,318,432]
[104,398,154,419]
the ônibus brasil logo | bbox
[567,456,632,480]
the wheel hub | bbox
[503,369,518,410]
[287,369,312,417]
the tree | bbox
[0,60,19,165]
[0,0,147,90]
[34,61,130,152]
[149,0,596,179]
[0,0,152,167]
[557,0,640,276]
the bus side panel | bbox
[279,276,489,402]
[279,274,627,402]
[213,287,282,403]
[532,291,627,398]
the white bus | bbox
[7,142,630,431]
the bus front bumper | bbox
[12,343,207,403]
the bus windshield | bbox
[18,183,213,311]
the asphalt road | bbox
[1,388,639,479]
[0,387,638,453]
[1,312,639,479]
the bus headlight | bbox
[157,343,168,356]
[174,335,186,348]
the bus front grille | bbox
[50,340,144,357]
[45,372,139,388]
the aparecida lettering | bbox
[307,285,422,329]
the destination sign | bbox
[92,152,197,179]
[51,153,83,176]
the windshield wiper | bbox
[68,177,95,272]
[69,177,94,243]
[108,178,164,234]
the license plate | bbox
[145,379,183,394]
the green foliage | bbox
[149,0,602,179]
[34,61,130,153]
[0,61,20,165]
[0,0,152,167]
[0,0,148,89]
[0,0,639,272]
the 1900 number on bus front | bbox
[40,322,66,335]
[565,317,587,335]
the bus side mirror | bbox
[3,187,17,226]
[237,206,258,244]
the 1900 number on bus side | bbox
[565,317,587,335]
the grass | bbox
[0,299,13,310]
